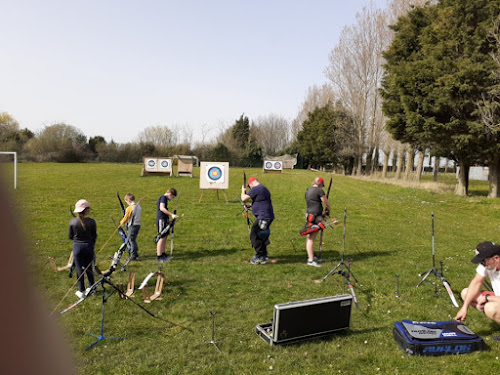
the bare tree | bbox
[252,114,291,156]
[325,5,391,176]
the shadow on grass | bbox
[273,250,394,265]
[178,248,242,260]
[468,189,488,197]
[271,325,386,347]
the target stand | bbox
[141,157,173,176]
[263,160,283,174]
[199,162,229,203]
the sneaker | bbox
[313,256,322,263]
[250,257,266,265]
[157,253,171,263]
[85,287,94,296]
[75,290,85,299]
[307,260,322,267]
[129,253,139,261]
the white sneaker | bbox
[307,260,322,267]
[85,287,92,296]
[75,290,85,299]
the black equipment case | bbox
[393,320,485,356]
[256,294,352,345]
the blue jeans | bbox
[127,225,141,255]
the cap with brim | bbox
[471,241,500,264]
[316,177,324,184]
[74,199,90,213]
[248,177,257,185]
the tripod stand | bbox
[207,310,221,352]
[59,271,157,349]
[320,207,361,311]
[416,212,459,307]
[86,284,124,350]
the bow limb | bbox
[117,191,125,217]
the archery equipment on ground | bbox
[49,252,74,272]
[320,207,361,310]
[393,320,484,356]
[138,271,165,303]
[256,294,352,345]
[208,310,221,352]
[416,212,459,307]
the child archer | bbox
[120,193,142,260]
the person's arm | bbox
[91,220,97,245]
[321,195,330,216]
[68,223,74,240]
[455,273,485,322]
[160,202,177,219]
[120,205,133,226]
[241,185,251,202]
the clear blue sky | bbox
[0,0,387,144]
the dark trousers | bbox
[250,219,272,258]
[127,225,141,255]
[73,242,95,292]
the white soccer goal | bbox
[0,151,17,189]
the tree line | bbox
[2,0,500,197]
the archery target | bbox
[200,162,229,189]
[207,166,223,182]
[144,158,158,172]
[263,160,283,171]
[158,158,173,173]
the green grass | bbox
[10,163,500,374]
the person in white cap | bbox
[68,199,97,299]
[455,241,500,325]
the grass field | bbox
[8,163,500,374]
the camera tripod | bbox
[320,207,361,311]
[416,212,459,308]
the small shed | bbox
[175,155,199,178]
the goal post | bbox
[0,151,17,189]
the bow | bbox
[117,191,126,216]
[318,177,333,259]
[169,193,180,257]
[238,171,252,232]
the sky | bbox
[0,0,388,144]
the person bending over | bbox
[455,241,500,325]
[241,177,274,265]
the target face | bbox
[161,160,169,168]
[144,158,158,172]
[205,164,225,184]
[200,162,229,189]
[207,166,223,181]
[263,160,282,171]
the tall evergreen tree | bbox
[297,105,354,170]
[381,0,500,196]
